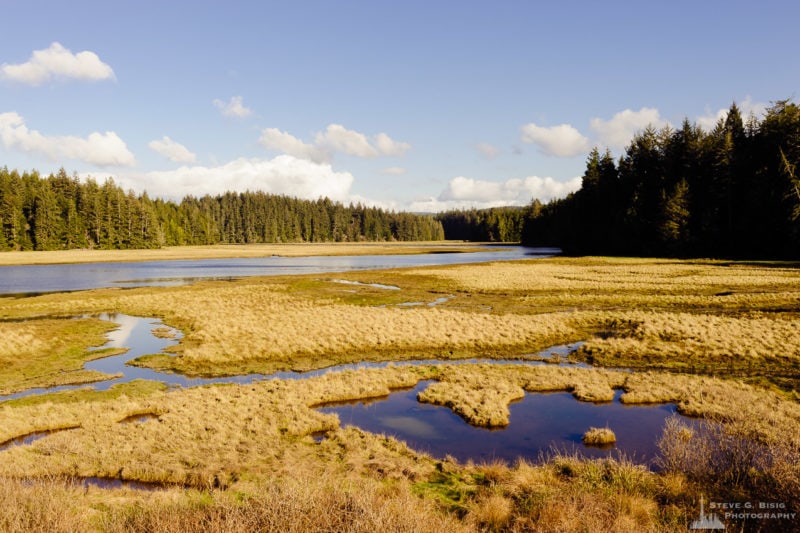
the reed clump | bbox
[582,427,617,446]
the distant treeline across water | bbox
[0,168,444,250]
[3,100,798,258]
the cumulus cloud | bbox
[589,107,669,149]
[122,155,354,202]
[261,124,410,162]
[315,124,377,158]
[695,96,768,132]
[520,123,590,157]
[213,95,252,118]
[476,142,500,159]
[0,111,135,167]
[315,124,411,158]
[1,42,115,85]
[381,166,406,175]
[148,136,196,163]
[373,132,411,156]
[259,128,329,163]
[410,175,581,212]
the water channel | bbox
[1,247,689,472]
[1,313,687,468]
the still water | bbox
[318,383,681,467]
[0,246,684,469]
[0,313,685,469]
[0,246,557,295]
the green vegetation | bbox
[524,99,800,259]
[0,380,167,409]
[0,317,124,394]
[0,167,444,250]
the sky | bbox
[1,1,799,212]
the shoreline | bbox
[0,241,516,267]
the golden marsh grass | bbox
[1,254,799,530]
[0,318,123,394]
[582,427,617,445]
[1,362,798,531]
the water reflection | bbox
[319,383,684,467]
[0,312,587,403]
[0,313,685,469]
[0,427,80,452]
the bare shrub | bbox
[657,414,800,506]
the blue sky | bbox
[1,1,798,211]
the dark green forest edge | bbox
[524,99,800,259]
[0,171,444,250]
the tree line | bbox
[523,99,800,259]
[435,207,526,242]
[0,168,444,250]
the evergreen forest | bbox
[435,207,526,242]
[522,100,800,259]
[4,100,799,258]
[0,168,444,250]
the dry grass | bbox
[1,362,799,531]
[0,277,585,377]
[417,376,526,427]
[1,255,800,530]
[2,255,797,386]
[0,474,471,533]
[418,455,678,532]
[582,427,617,445]
[406,257,800,309]
[0,318,123,394]
[578,310,800,373]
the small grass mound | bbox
[582,426,617,446]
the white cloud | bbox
[410,175,581,211]
[520,123,590,157]
[316,124,377,158]
[1,42,115,85]
[589,107,669,149]
[315,124,410,158]
[381,166,406,175]
[476,142,500,159]
[373,132,411,157]
[121,155,354,202]
[148,136,196,163]
[0,111,135,167]
[259,127,329,163]
[695,96,768,132]
[262,124,410,162]
[213,95,252,118]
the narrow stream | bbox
[0,313,587,403]
[0,312,688,480]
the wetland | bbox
[1,245,799,532]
